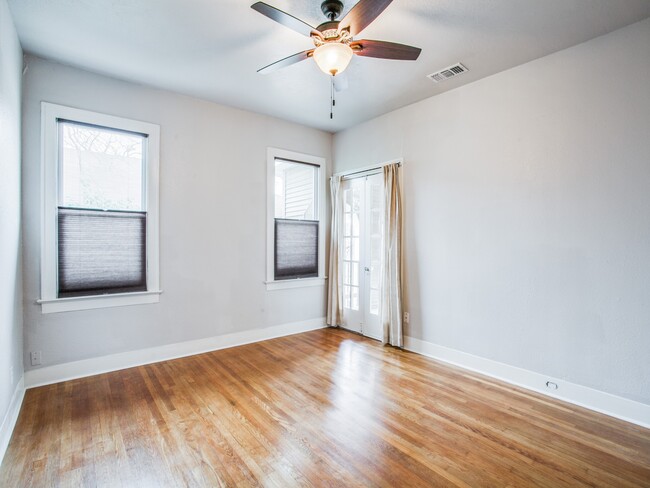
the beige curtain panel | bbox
[327,175,343,326]
[381,163,403,347]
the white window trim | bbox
[38,102,161,313]
[266,147,327,291]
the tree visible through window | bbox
[60,122,144,211]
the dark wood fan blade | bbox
[251,2,319,38]
[338,0,393,37]
[350,40,421,60]
[257,49,314,74]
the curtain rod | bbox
[331,160,402,180]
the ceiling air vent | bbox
[427,63,468,83]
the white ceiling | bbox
[8,0,650,132]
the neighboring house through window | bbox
[39,103,160,313]
[266,148,326,290]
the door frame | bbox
[333,158,403,340]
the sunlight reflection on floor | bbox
[322,339,383,442]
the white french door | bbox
[340,173,384,340]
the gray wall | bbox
[22,56,332,370]
[334,19,650,404]
[0,0,23,422]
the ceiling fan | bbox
[251,0,422,77]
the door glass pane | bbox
[340,176,374,326]
[352,187,361,213]
[367,176,384,319]
[370,209,380,231]
[350,264,359,286]
[343,238,351,260]
[352,237,359,261]
[371,235,381,260]
[351,286,359,310]
[369,289,379,315]
[344,188,352,212]
[370,261,380,289]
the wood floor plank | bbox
[1,328,649,487]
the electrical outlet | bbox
[30,351,42,366]
[545,381,558,390]
[404,312,410,323]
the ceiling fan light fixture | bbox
[313,43,353,76]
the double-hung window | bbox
[266,148,326,290]
[39,103,160,313]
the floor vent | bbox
[427,63,468,83]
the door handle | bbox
[364,267,370,272]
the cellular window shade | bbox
[58,207,147,297]
[274,219,318,280]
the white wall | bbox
[0,0,23,429]
[22,56,331,370]
[334,19,650,405]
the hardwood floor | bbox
[1,328,649,487]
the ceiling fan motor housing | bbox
[321,0,344,20]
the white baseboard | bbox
[21,325,649,429]
[25,318,327,389]
[404,336,650,429]
[0,376,25,466]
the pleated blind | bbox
[58,207,147,297]
[274,219,319,280]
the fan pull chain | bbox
[330,76,334,119]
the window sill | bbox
[265,277,327,291]
[37,290,163,314]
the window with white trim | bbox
[39,103,161,313]
[266,148,326,290]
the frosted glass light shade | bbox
[313,43,353,76]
